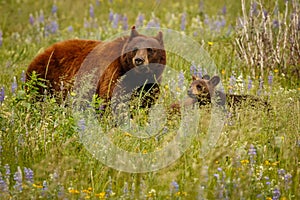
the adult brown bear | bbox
[26,26,166,108]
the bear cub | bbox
[187,75,271,110]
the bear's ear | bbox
[129,26,139,39]
[208,75,220,87]
[203,75,210,80]
[192,75,199,81]
[155,31,164,46]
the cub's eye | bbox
[196,84,203,91]
[147,48,153,53]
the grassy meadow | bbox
[0,0,299,199]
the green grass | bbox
[0,0,299,199]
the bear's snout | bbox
[132,48,149,67]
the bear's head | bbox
[187,75,221,106]
[120,26,166,72]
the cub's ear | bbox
[155,31,164,46]
[129,25,139,39]
[209,75,220,87]
[192,75,199,81]
[202,74,210,80]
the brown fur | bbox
[187,75,271,110]
[26,26,166,104]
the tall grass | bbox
[0,0,299,199]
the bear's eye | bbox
[147,48,153,53]
[133,47,138,52]
[196,84,203,91]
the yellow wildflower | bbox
[221,69,225,75]
[82,189,91,194]
[274,69,279,73]
[208,41,213,46]
[264,160,270,166]
[85,195,91,199]
[124,132,132,137]
[272,161,280,166]
[69,188,80,194]
[215,160,219,164]
[240,159,249,165]
[266,197,272,200]
[33,183,43,189]
[142,149,148,154]
[95,192,106,199]
[175,191,187,196]
[70,92,76,96]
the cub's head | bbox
[121,26,166,72]
[188,75,220,105]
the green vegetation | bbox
[0,0,299,199]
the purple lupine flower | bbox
[197,66,202,78]
[222,5,227,15]
[0,30,3,47]
[204,15,210,25]
[51,5,57,15]
[78,119,86,132]
[0,86,4,104]
[57,185,65,198]
[11,76,17,94]
[268,72,273,85]
[29,13,34,26]
[105,176,113,198]
[263,10,268,19]
[84,18,90,29]
[181,13,186,31]
[42,180,48,190]
[178,71,185,89]
[251,2,258,16]
[213,173,219,179]
[272,188,281,200]
[67,26,73,32]
[24,167,34,184]
[123,16,128,30]
[193,31,198,37]
[248,144,256,155]
[112,13,119,29]
[248,144,256,164]
[190,64,197,76]
[20,70,26,83]
[284,173,292,189]
[0,173,8,192]
[273,19,279,28]
[13,167,23,192]
[136,14,144,27]
[278,169,285,176]
[170,180,179,194]
[39,10,44,23]
[4,164,10,179]
[89,4,95,18]
[50,20,59,34]
[109,10,114,22]
[248,78,252,91]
